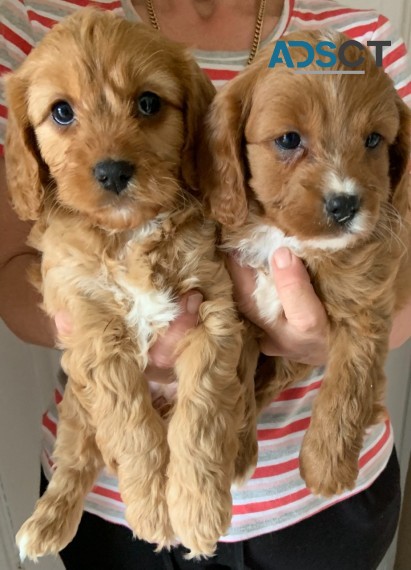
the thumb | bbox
[270,248,325,332]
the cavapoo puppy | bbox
[5,8,257,560]
[202,30,411,497]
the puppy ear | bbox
[4,73,47,220]
[181,56,216,190]
[389,95,411,215]
[201,66,256,228]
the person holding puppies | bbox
[1,1,411,568]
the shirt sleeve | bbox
[0,0,36,156]
[371,14,411,107]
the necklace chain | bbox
[144,0,266,65]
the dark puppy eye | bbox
[137,92,162,116]
[275,132,302,150]
[365,132,382,149]
[51,101,75,126]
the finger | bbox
[54,310,72,336]
[270,248,327,333]
[148,291,203,369]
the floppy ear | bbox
[4,73,48,221]
[389,95,411,216]
[181,56,216,190]
[200,66,256,228]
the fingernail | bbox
[273,247,292,269]
[187,293,203,314]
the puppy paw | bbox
[126,494,174,549]
[16,505,80,562]
[299,430,359,497]
[167,479,232,558]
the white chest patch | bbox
[122,283,180,358]
[224,225,302,325]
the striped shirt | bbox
[1,0,410,542]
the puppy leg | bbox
[299,323,388,496]
[90,355,173,549]
[234,328,259,485]
[16,383,103,561]
[166,298,244,558]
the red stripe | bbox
[203,68,239,81]
[0,64,11,76]
[341,23,377,40]
[55,389,63,405]
[293,7,366,22]
[1,23,33,55]
[257,417,310,441]
[383,43,407,70]
[42,412,57,437]
[27,10,57,30]
[0,104,7,119]
[398,82,411,100]
[252,457,299,479]
[274,380,322,402]
[359,420,390,468]
[61,0,122,8]
[91,484,122,502]
[285,0,295,29]
[233,487,310,515]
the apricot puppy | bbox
[5,9,256,560]
[202,30,411,497]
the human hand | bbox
[54,290,203,383]
[226,248,329,366]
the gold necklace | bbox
[145,0,267,65]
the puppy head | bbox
[204,30,410,249]
[5,8,215,229]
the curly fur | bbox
[5,9,258,560]
[201,30,411,497]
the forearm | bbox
[0,253,55,347]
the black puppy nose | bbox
[93,160,135,194]
[325,194,360,224]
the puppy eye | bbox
[275,132,302,151]
[51,101,75,126]
[137,92,162,116]
[365,132,382,149]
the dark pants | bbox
[40,448,401,570]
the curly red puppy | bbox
[202,30,411,497]
[5,9,256,560]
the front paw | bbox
[167,478,232,559]
[16,501,81,562]
[299,429,359,497]
[126,493,174,550]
